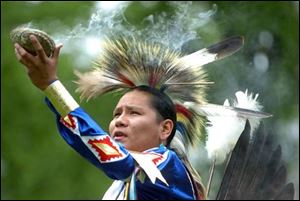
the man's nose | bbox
[115,114,128,127]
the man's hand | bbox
[14,35,63,91]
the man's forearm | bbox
[44,80,79,117]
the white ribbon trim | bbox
[129,151,168,186]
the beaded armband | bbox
[44,80,79,117]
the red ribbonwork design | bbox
[60,114,76,129]
[88,136,123,162]
[151,153,164,165]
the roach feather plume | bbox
[76,36,208,104]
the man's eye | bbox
[113,113,120,117]
[131,111,140,115]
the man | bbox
[14,35,205,199]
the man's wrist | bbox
[44,80,79,117]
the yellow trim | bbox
[124,182,130,200]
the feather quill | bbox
[177,36,244,68]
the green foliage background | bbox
[1,1,299,199]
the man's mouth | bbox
[113,131,127,141]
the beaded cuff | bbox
[44,80,79,117]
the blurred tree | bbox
[1,1,298,200]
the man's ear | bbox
[160,119,174,141]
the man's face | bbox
[109,90,163,152]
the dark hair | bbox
[130,85,177,146]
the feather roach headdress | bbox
[75,35,270,149]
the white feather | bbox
[176,48,217,68]
[204,90,264,164]
[205,114,245,164]
[233,90,263,133]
